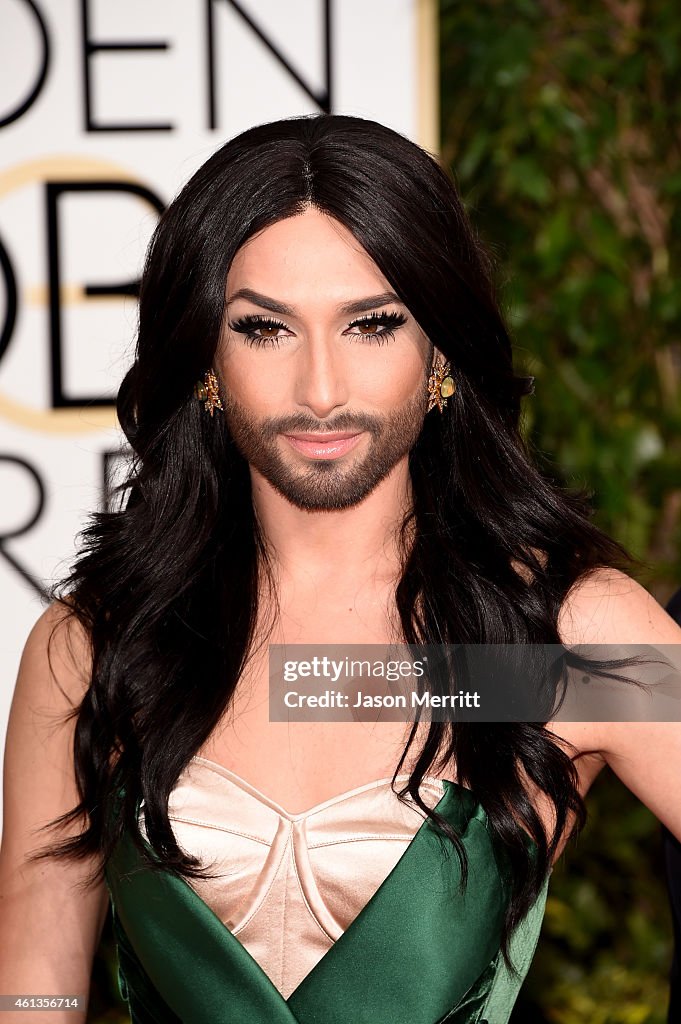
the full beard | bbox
[223,386,429,512]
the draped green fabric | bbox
[104,779,550,1023]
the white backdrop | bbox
[0,0,438,823]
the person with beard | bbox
[2,114,681,1024]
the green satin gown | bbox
[104,778,550,1023]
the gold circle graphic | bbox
[0,155,149,433]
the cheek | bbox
[367,347,426,402]
[217,348,270,413]
[220,350,305,422]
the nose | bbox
[294,332,349,418]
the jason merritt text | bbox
[282,691,482,708]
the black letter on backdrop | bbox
[80,0,172,131]
[205,0,333,130]
[0,0,50,129]
[46,181,165,409]
[0,234,18,363]
[0,456,48,599]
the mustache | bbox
[261,414,384,438]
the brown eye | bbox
[346,311,408,345]
[229,315,290,347]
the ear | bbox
[431,344,447,367]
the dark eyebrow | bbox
[225,288,405,317]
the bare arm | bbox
[557,568,681,842]
[0,602,110,1023]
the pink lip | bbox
[284,431,364,460]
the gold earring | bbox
[427,359,455,413]
[194,369,223,417]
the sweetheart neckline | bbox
[129,778,459,1005]
[111,777,550,1021]
[154,756,540,858]
[189,754,448,821]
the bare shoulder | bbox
[550,567,681,839]
[555,565,681,753]
[18,597,92,701]
[557,566,681,647]
[4,597,94,825]
[3,597,95,858]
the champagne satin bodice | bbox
[106,758,551,1023]
[138,756,447,999]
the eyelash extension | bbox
[229,314,288,347]
[349,311,407,346]
[229,310,408,348]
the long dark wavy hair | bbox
[32,113,648,973]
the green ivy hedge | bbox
[440,2,680,1020]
